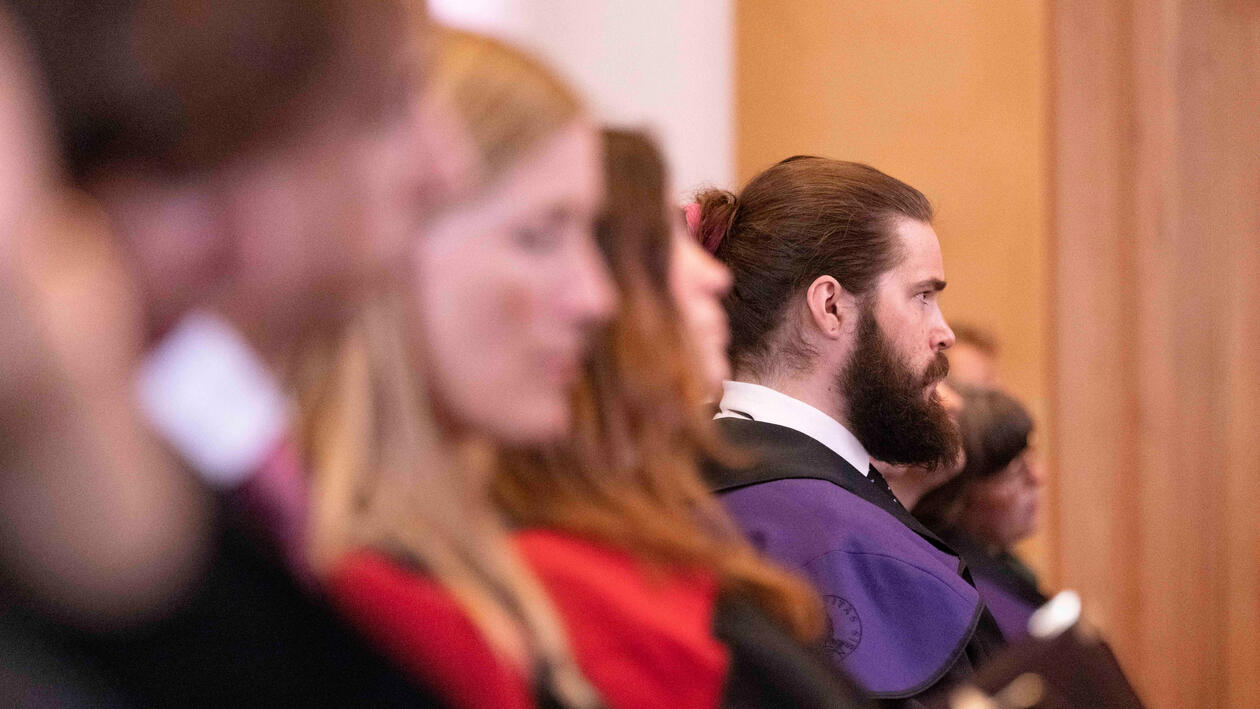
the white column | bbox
[429,0,734,199]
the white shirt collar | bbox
[715,380,871,477]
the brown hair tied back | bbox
[710,155,932,377]
[693,188,740,255]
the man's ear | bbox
[803,275,858,340]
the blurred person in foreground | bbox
[7,0,465,705]
[306,29,614,709]
[696,157,1004,706]
[914,385,1047,642]
[493,128,873,708]
[0,5,201,623]
[0,9,204,704]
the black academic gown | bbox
[0,605,128,708]
[705,418,1005,707]
[54,498,450,709]
[932,528,1048,643]
[714,591,876,709]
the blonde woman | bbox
[302,29,614,709]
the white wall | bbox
[429,0,733,199]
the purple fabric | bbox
[721,478,983,697]
[973,575,1036,642]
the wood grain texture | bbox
[1050,0,1260,705]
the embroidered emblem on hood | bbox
[822,595,862,659]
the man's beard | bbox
[839,306,960,471]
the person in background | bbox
[311,28,614,709]
[914,385,1047,642]
[8,0,463,705]
[494,129,872,709]
[882,380,967,509]
[945,322,1000,387]
[697,156,1004,706]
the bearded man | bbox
[694,157,1005,707]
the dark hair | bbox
[494,129,826,643]
[8,0,412,183]
[914,385,1034,529]
[695,156,933,375]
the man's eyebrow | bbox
[913,278,947,292]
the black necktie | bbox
[865,464,904,509]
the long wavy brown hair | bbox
[493,129,824,643]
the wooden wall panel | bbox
[1050,0,1260,705]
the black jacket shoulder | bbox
[714,591,877,709]
[66,501,449,708]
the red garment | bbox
[327,552,536,709]
[515,529,729,709]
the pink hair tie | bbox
[683,202,703,240]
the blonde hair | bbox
[427,28,581,180]
[298,28,600,709]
